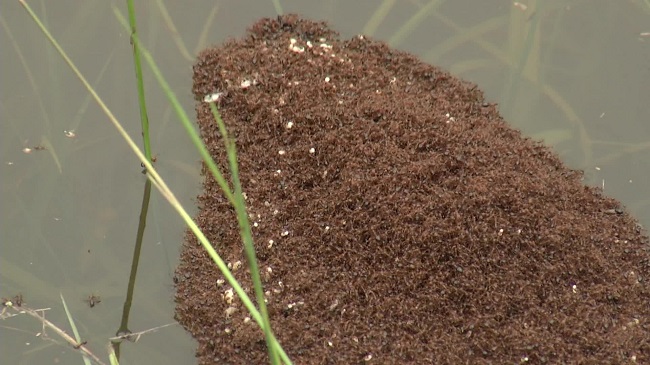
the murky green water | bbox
[2,1,648,363]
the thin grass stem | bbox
[60,294,92,365]
[271,0,283,15]
[193,4,220,56]
[209,103,280,364]
[154,0,194,62]
[125,0,153,162]
[388,0,444,47]
[361,0,396,37]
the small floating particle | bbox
[281,230,289,237]
[203,92,223,103]
[224,306,237,318]
[22,148,32,154]
[325,76,330,82]
[232,260,242,271]
[329,299,339,311]
[63,130,76,138]
[268,240,274,248]
[223,288,234,304]
[364,354,373,361]
[309,147,315,154]
[288,39,305,53]
[286,121,293,129]
[513,2,527,11]
[240,80,252,89]
[278,150,286,155]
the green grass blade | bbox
[125,0,153,162]
[154,0,194,62]
[60,293,92,365]
[208,103,280,364]
[193,4,220,55]
[271,0,283,15]
[40,136,63,174]
[108,344,120,365]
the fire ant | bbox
[84,294,101,308]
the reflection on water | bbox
[1,1,648,364]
